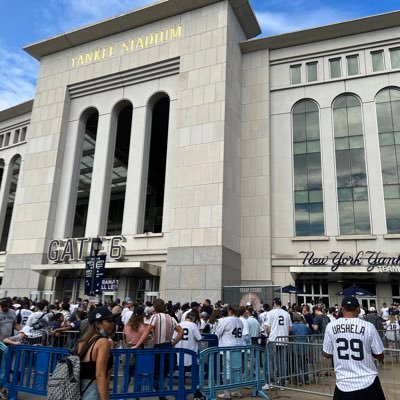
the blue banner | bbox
[85,255,106,295]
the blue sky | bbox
[0,0,399,111]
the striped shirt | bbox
[149,313,178,344]
[323,317,384,392]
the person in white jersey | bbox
[174,312,205,400]
[263,298,292,391]
[323,296,385,400]
[16,301,32,327]
[216,305,244,399]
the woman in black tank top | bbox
[77,306,118,400]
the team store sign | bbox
[300,251,400,273]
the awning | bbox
[30,261,160,278]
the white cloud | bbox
[0,47,38,111]
[256,8,353,36]
[39,0,155,36]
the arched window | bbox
[72,109,99,238]
[292,100,324,236]
[0,155,21,250]
[333,94,370,235]
[143,95,170,233]
[106,101,133,236]
[376,88,400,233]
[0,159,4,189]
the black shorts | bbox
[333,376,385,400]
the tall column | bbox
[85,113,116,237]
[121,105,149,235]
[161,99,177,233]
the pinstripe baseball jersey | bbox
[323,317,384,392]
[265,308,292,342]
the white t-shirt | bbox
[265,308,292,342]
[26,311,47,328]
[216,316,244,347]
[323,317,384,392]
[122,310,133,325]
[381,307,389,321]
[174,321,202,366]
[258,311,268,334]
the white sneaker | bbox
[262,383,270,390]
[231,391,242,398]
[218,392,231,399]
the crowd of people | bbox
[0,295,399,399]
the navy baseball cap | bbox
[341,296,359,307]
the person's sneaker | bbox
[262,383,270,390]
[218,392,231,399]
[231,391,242,398]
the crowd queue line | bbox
[0,295,399,399]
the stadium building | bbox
[0,0,400,308]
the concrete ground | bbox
[12,356,400,400]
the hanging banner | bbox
[84,255,106,295]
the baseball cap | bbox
[0,298,9,306]
[190,301,200,308]
[134,307,144,316]
[273,298,282,306]
[88,306,118,324]
[328,307,336,314]
[200,311,209,318]
[369,307,376,312]
[341,296,359,307]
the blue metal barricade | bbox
[198,345,269,400]
[4,344,70,400]
[0,343,8,386]
[110,347,198,400]
[199,334,219,352]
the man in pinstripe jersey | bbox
[323,296,385,400]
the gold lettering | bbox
[122,41,129,54]
[109,45,115,57]
[78,55,84,66]
[136,37,144,50]
[170,25,182,39]
[85,52,93,64]
[154,32,158,45]
[130,39,135,51]
[94,50,100,62]
[145,34,153,48]
[71,57,77,68]
[102,47,107,59]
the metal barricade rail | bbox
[2,344,198,400]
[198,345,269,400]
[265,337,400,399]
[4,344,70,400]
[111,347,198,400]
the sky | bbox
[0,0,399,111]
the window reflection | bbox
[333,94,370,235]
[0,156,21,250]
[376,88,400,233]
[72,110,98,238]
[106,102,133,236]
[292,100,324,236]
[143,96,170,233]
